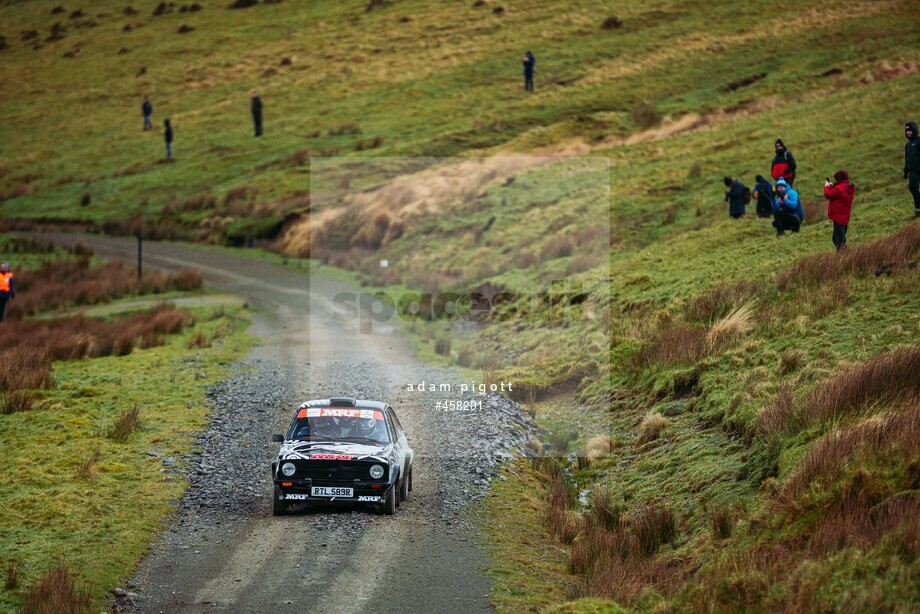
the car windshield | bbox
[288,407,391,444]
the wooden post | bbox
[136,231,142,281]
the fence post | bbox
[136,231,142,281]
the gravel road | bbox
[28,234,539,614]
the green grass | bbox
[485,462,579,612]
[0,306,251,612]
[0,296,252,611]
[2,0,918,241]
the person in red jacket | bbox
[824,169,855,251]
[771,139,797,186]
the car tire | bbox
[399,466,410,502]
[408,465,413,492]
[272,485,287,516]
[383,486,397,515]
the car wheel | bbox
[408,466,413,492]
[399,466,410,502]
[383,486,397,515]
[272,485,288,516]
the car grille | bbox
[290,460,381,481]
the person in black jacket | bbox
[904,121,920,217]
[753,175,774,218]
[163,118,173,158]
[771,139,796,186]
[522,51,535,93]
[251,91,264,137]
[724,176,746,219]
[142,96,153,131]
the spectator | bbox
[723,176,746,219]
[753,175,774,218]
[904,121,920,217]
[0,262,14,322]
[522,51,535,93]
[163,118,173,158]
[825,169,855,251]
[251,91,264,137]
[771,139,797,186]
[142,96,153,131]
[772,177,802,236]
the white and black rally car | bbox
[271,397,414,515]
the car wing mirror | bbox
[272,434,284,442]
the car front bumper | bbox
[273,478,395,504]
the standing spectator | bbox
[723,176,746,219]
[772,178,803,236]
[753,175,774,218]
[0,262,14,322]
[142,95,153,131]
[904,121,920,217]
[522,51,535,93]
[163,118,173,158]
[251,91,264,137]
[771,139,797,186]
[825,169,855,251]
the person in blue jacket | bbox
[772,177,803,236]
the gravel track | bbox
[26,234,539,614]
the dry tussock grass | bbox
[701,404,920,610]
[22,560,92,614]
[8,258,200,319]
[280,156,557,257]
[778,223,920,290]
[2,390,37,414]
[758,347,920,435]
[631,325,708,370]
[543,462,581,544]
[585,435,613,463]
[706,301,756,349]
[5,561,17,590]
[569,499,682,603]
[711,506,734,539]
[756,383,795,437]
[637,412,669,445]
[109,404,141,441]
[779,403,920,505]
[797,346,920,429]
[0,305,193,398]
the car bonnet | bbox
[278,440,392,463]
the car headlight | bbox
[369,464,385,479]
[281,462,296,477]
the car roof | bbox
[297,398,388,412]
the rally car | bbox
[270,397,414,516]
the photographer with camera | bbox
[825,170,855,251]
[523,50,536,92]
[771,178,803,236]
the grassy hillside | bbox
[0,236,252,612]
[2,0,918,242]
[3,0,920,611]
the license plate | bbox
[311,486,353,497]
